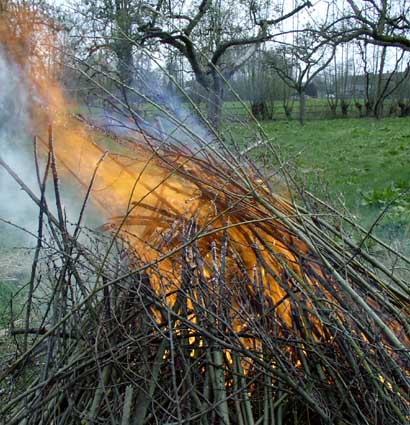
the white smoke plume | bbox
[0,51,103,253]
[0,50,39,247]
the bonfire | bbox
[0,4,409,425]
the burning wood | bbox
[0,115,409,424]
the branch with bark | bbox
[323,0,410,52]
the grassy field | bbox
[226,116,410,239]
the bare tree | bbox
[78,0,312,128]
[325,0,410,51]
[308,0,410,120]
[321,43,355,117]
[77,0,142,87]
[266,30,336,125]
[230,47,287,120]
[354,40,410,118]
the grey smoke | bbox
[0,51,103,250]
[84,65,214,155]
[0,50,39,247]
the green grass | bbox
[267,118,410,202]
[226,116,410,236]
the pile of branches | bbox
[0,123,409,425]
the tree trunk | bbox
[374,46,387,119]
[207,73,224,130]
[115,41,134,87]
[299,90,306,125]
[113,0,134,88]
[374,100,384,119]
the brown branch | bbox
[11,328,80,340]
[183,0,211,36]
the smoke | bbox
[0,39,214,253]
[132,70,213,150]
[83,62,215,155]
[0,50,39,247]
[0,51,104,251]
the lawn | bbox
[226,116,410,238]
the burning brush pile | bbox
[0,6,410,425]
[1,117,409,424]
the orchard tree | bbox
[78,0,312,128]
[318,0,410,118]
[355,40,410,118]
[230,47,288,120]
[321,0,410,53]
[336,0,410,50]
[266,31,336,125]
[76,0,142,86]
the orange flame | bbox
[1,5,408,360]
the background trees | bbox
[12,0,410,125]
[321,0,410,118]
[265,32,336,124]
[71,0,313,127]
[328,0,410,51]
